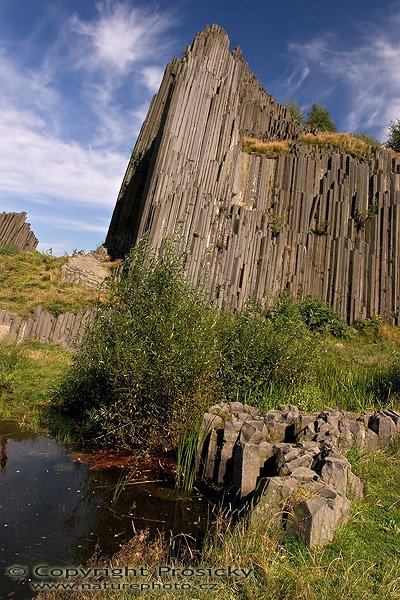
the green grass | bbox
[0,340,72,425]
[0,247,104,317]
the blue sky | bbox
[0,0,399,254]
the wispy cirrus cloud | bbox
[70,1,174,75]
[278,8,400,140]
[0,2,174,207]
[0,1,177,251]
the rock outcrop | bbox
[0,307,94,349]
[0,212,38,250]
[105,25,400,324]
[60,254,109,289]
[197,402,400,547]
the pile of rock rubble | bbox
[198,402,400,547]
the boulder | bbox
[250,476,300,528]
[286,492,351,548]
[369,413,398,446]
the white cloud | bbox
[70,1,174,74]
[34,215,109,233]
[0,1,178,225]
[283,14,400,139]
[141,65,164,92]
[0,104,124,207]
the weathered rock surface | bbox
[286,491,351,548]
[105,25,400,324]
[198,402,399,547]
[60,254,109,289]
[0,212,38,250]
[0,307,94,349]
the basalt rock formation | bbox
[105,25,400,323]
[0,307,94,349]
[0,212,38,250]
[197,402,400,547]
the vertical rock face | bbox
[105,23,300,261]
[0,212,38,250]
[105,24,400,323]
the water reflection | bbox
[0,420,209,599]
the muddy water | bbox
[0,420,210,599]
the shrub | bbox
[299,296,347,337]
[283,99,305,125]
[54,238,221,451]
[219,295,320,402]
[385,119,400,153]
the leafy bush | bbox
[219,295,320,402]
[54,238,221,451]
[299,296,347,337]
[283,99,305,124]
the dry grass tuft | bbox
[299,132,380,160]
[242,137,292,158]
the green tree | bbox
[385,119,400,152]
[283,99,305,124]
[306,101,336,132]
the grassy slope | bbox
[242,132,400,161]
[0,340,71,424]
[0,247,103,316]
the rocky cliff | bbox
[105,25,400,323]
[0,212,38,250]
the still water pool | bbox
[0,420,209,598]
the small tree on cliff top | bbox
[284,99,305,124]
[306,102,336,132]
[385,119,400,153]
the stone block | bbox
[250,476,300,529]
[286,493,351,548]
[368,413,397,446]
[290,467,320,482]
[320,457,349,496]
[0,323,10,341]
[346,469,364,499]
[217,421,242,484]
[279,453,314,476]
[296,422,317,442]
[233,442,261,497]
[201,429,219,481]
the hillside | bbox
[0,246,106,317]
